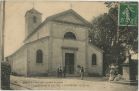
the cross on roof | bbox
[32,0,35,8]
[70,3,73,9]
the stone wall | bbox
[27,38,49,76]
[87,44,103,76]
[9,45,28,76]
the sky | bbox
[4,1,108,56]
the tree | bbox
[89,13,116,53]
[89,2,138,75]
[104,1,138,53]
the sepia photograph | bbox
[0,0,138,90]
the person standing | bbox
[59,66,63,78]
[109,64,116,81]
[57,67,60,77]
[109,68,115,81]
[63,66,66,78]
[80,67,84,80]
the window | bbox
[92,54,97,65]
[36,49,43,63]
[64,32,76,40]
[33,16,37,23]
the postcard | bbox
[0,0,138,90]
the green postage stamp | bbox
[0,1,138,90]
[119,3,138,26]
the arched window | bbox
[33,16,37,23]
[64,32,76,40]
[92,54,97,65]
[36,49,43,63]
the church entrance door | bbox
[65,53,74,74]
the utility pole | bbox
[0,1,2,61]
[0,1,5,88]
[1,0,5,61]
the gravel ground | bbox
[10,75,138,91]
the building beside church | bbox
[7,8,103,76]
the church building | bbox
[7,8,103,76]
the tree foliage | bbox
[89,2,138,72]
[89,13,116,52]
[89,2,138,55]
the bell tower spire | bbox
[25,8,42,38]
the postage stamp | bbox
[0,0,138,90]
[119,3,138,26]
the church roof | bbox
[88,43,104,53]
[44,9,91,26]
[24,9,92,42]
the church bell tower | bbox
[25,8,42,37]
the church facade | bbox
[7,8,103,76]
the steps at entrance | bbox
[65,74,80,77]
